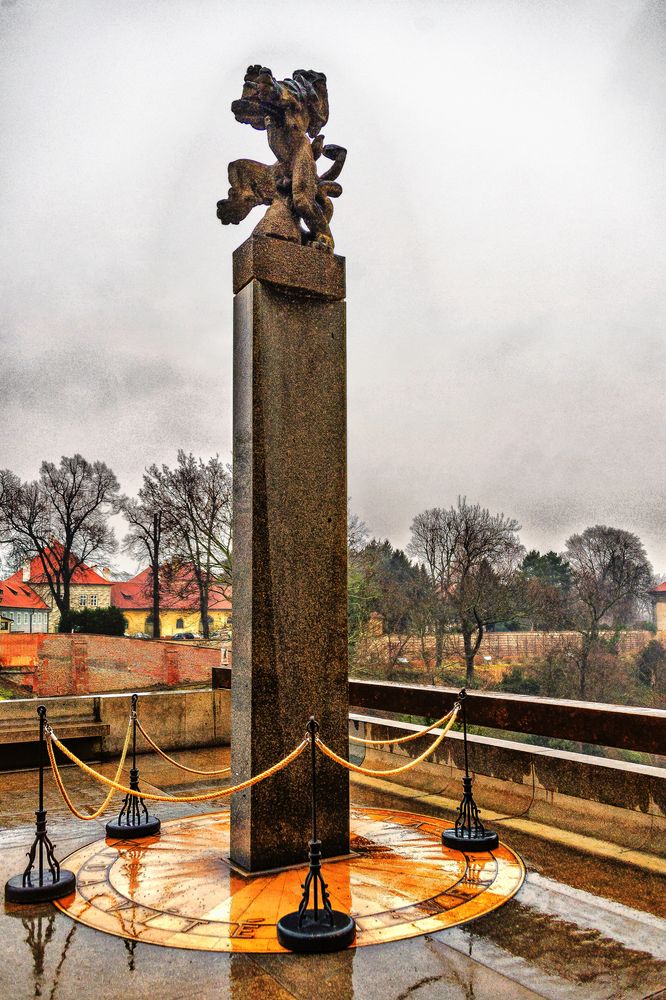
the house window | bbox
[79,595,87,607]
[89,593,98,607]
[176,618,184,630]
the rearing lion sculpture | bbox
[216,65,346,250]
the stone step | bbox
[0,720,109,745]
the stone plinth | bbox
[230,235,349,871]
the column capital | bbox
[233,235,346,301]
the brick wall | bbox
[0,633,219,696]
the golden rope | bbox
[349,705,457,746]
[317,706,459,776]
[46,715,133,820]
[136,719,231,776]
[46,729,307,804]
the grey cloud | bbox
[1,0,665,568]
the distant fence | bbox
[0,633,219,696]
[357,628,658,669]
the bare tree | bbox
[119,491,164,639]
[564,525,652,698]
[144,452,232,639]
[347,504,369,555]
[0,470,21,558]
[0,455,119,614]
[409,498,525,684]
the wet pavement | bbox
[1,747,665,1000]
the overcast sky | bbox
[1,0,665,573]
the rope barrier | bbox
[349,705,458,746]
[317,705,459,777]
[136,719,231,776]
[44,699,459,822]
[46,727,308,805]
[45,714,133,821]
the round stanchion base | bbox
[5,869,76,904]
[106,816,161,840]
[277,909,356,953]
[442,828,499,853]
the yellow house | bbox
[112,567,231,637]
[651,581,666,633]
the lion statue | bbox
[216,65,346,251]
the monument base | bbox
[5,869,76,903]
[276,910,356,953]
[442,828,499,853]
[106,816,161,840]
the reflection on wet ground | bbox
[1,746,665,999]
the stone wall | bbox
[0,633,219,696]
[358,628,659,670]
[0,687,231,757]
[350,714,666,858]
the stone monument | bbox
[218,65,349,871]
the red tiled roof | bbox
[651,581,666,594]
[111,567,231,612]
[0,581,49,610]
[9,545,112,587]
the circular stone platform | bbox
[54,806,524,952]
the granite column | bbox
[230,235,349,872]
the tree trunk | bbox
[579,650,587,699]
[462,628,475,685]
[420,633,434,685]
[151,559,161,639]
[579,625,598,699]
[434,625,443,670]
[462,622,484,686]
[198,581,210,639]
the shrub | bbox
[59,606,128,636]
[498,667,540,696]
[636,640,666,689]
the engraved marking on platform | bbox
[55,806,525,952]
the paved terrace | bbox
[1,684,665,1000]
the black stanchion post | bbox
[106,694,160,840]
[276,717,356,953]
[442,689,499,853]
[5,706,76,902]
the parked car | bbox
[129,632,151,640]
[170,632,195,641]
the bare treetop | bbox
[216,65,346,251]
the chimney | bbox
[22,561,31,583]
[102,567,111,581]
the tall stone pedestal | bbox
[230,236,349,872]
